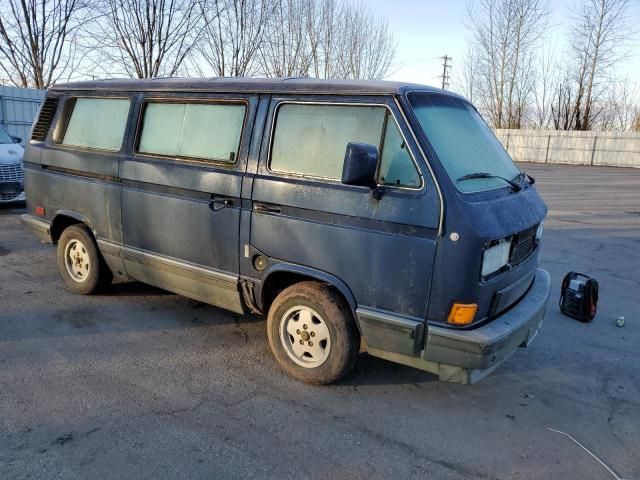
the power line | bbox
[440,55,452,90]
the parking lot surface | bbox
[1,163,639,479]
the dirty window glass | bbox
[270,104,387,179]
[409,93,519,193]
[378,121,420,187]
[62,98,130,151]
[138,102,245,162]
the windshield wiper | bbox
[457,172,522,191]
[513,172,535,186]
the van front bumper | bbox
[422,268,550,383]
[366,268,550,384]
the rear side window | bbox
[137,102,246,163]
[270,103,420,187]
[61,98,130,151]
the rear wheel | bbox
[57,224,112,294]
[267,281,359,384]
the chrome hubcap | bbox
[64,239,90,283]
[279,306,331,368]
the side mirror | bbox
[341,142,378,188]
[11,135,22,144]
[342,143,384,199]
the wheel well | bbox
[50,215,83,244]
[261,272,310,312]
[260,271,355,316]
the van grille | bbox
[509,225,537,266]
[0,164,23,182]
[1,192,21,201]
[31,97,59,141]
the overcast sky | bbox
[368,0,640,92]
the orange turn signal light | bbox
[447,303,477,326]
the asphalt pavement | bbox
[1,163,639,479]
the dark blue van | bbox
[21,78,550,385]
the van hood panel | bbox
[460,185,547,241]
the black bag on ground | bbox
[559,272,599,322]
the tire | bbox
[267,281,359,385]
[57,224,113,294]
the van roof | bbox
[49,77,461,97]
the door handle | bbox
[209,195,233,212]
[254,202,281,214]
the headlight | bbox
[535,221,544,241]
[482,239,511,277]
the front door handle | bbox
[254,202,281,214]
[209,195,233,212]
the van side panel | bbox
[249,200,436,316]
[23,165,123,244]
[120,162,242,272]
[23,92,130,246]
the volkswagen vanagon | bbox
[21,78,550,385]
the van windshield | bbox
[408,93,519,193]
[0,127,13,144]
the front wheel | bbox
[57,224,112,294]
[267,281,359,384]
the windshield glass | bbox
[408,93,519,193]
[0,127,13,144]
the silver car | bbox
[0,126,25,204]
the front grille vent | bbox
[509,225,537,266]
[0,192,21,201]
[31,97,59,141]
[0,164,23,182]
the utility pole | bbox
[440,55,452,90]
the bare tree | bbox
[632,111,640,132]
[463,0,549,128]
[91,0,203,78]
[335,2,396,80]
[550,78,578,130]
[0,0,88,88]
[258,0,396,80]
[458,45,479,103]
[257,0,397,80]
[259,0,312,77]
[306,0,334,78]
[567,0,632,130]
[532,41,559,128]
[192,0,273,78]
[605,78,640,131]
[83,0,394,81]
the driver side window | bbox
[378,120,421,188]
[270,102,420,188]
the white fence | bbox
[494,129,640,168]
[0,85,46,145]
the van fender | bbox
[50,209,96,241]
[258,262,358,315]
